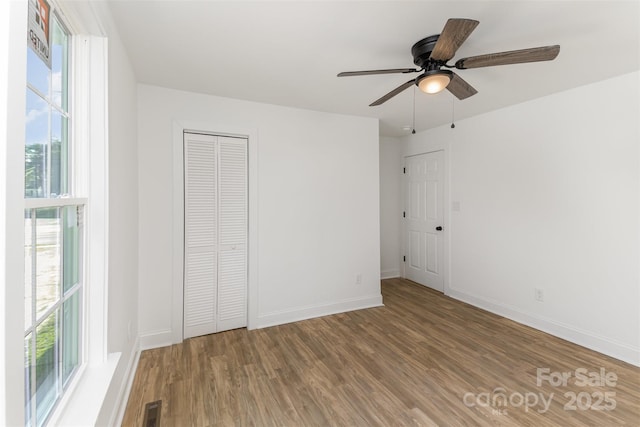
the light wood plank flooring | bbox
[122,278,640,426]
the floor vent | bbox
[142,400,162,427]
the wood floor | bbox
[122,278,640,426]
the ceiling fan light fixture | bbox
[417,70,453,94]
[338,18,559,106]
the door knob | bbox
[435,226,443,231]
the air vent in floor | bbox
[142,400,162,427]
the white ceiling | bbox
[106,1,639,137]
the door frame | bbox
[401,148,450,295]
[171,120,258,345]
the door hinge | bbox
[403,211,405,218]
[403,256,406,262]
[403,167,406,174]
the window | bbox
[24,10,84,427]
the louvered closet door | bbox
[216,136,248,331]
[183,133,247,339]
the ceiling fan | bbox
[338,18,560,106]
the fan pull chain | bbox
[451,97,456,129]
[412,86,416,134]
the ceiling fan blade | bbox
[430,18,479,62]
[370,79,416,106]
[446,72,477,100]
[455,45,560,69]
[337,68,420,77]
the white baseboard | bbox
[448,289,640,367]
[139,329,174,350]
[380,269,400,280]
[139,294,385,347]
[257,294,384,329]
[109,337,141,426]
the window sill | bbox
[47,352,121,426]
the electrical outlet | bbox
[355,273,362,285]
[535,288,544,302]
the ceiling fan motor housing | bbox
[411,35,441,69]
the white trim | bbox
[53,0,107,37]
[171,122,183,344]
[257,295,384,329]
[24,197,87,209]
[49,352,120,426]
[1,2,28,424]
[448,289,640,367]
[139,329,174,351]
[172,120,259,345]
[0,3,8,419]
[79,35,109,365]
[380,269,400,280]
[43,363,87,426]
[109,337,141,427]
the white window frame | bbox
[1,1,110,424]
[44,32,110,426]
[23,11,87,425]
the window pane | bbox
[25,89,49,198]
[25,333,34,427]
[51,18,68,112]
[62,206,79,293]
[24,11,79,426]
[35,311,59,426]
[25,210,34,330]
[50,110,68,197]
[26,48,49,97]
[35,208,60,319]
[62,291,80,384]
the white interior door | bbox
[183,133,247,339]
[404,151,444,291]
[216,137,248,332]
[184,133,218,338]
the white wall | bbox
[402,72,640,365]
[96,7,140,425]
[379,136,402,279]
[105,19,138,369]
[137,85,382,347]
